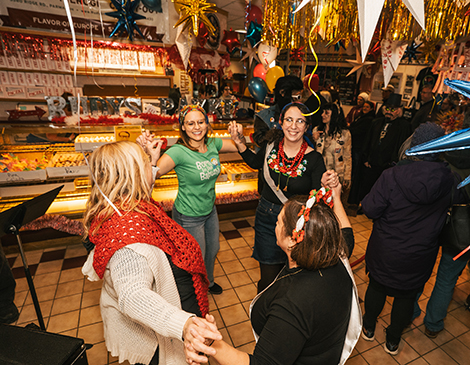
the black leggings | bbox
[135,346,159,365]
[363,276,423,344]
[257,263,284,293]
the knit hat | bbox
[411,122,445,161]
[358,92,369,102]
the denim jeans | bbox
[252,197,286,265]
[172,206,220,287]
[424,251,468,332]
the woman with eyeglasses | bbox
[312,103,352,192]
[137,105,239,296]
[229,102,338,292]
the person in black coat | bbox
[358,94,411,204]
[361,123,462,355]
[348,101,375,205]
[410,85,438,131]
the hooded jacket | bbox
[362,160,456,290]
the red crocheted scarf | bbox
[89,199,209,316]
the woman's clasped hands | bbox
[184,314,222,365]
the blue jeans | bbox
[253,197,286,265]
[172,206,220,287]
[424,251,468,332]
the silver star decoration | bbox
[241,43,260,68]
[346,47,375,82]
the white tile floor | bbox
[5,214,470,365]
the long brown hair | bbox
[282,196,348,270]
[176,106,214,152]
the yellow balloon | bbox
[173,0,182,13]
[244,86,251,97]
[265,66,285,92]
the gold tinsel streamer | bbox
[261,0,470,56]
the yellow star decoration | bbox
[173,0,217,37]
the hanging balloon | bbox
[246,4,263,24]
[248,77,268,103]
[197,22,209,47]
[258,43,278,69]
[142,0,162,12]
[303,74,320,92]
[172,0,182,13]
[253,63,267,80]
[221,29,241,53]
[265,66,285,91]
[244,86,251,97]
[246,21,262,47]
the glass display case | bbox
[0,120,259,218]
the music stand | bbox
[0,185,64,331]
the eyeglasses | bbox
[224,87,231,91]
[283,117,306,126]
[291,94,301,101]
[384,106,398,112]
[184,119,207,128]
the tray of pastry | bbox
[0,152,48,184]
[46,152,90,178]
[74,134,115,152]
[223,163,257,182]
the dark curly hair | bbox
[317,103,347,137]
[265,102,312,143]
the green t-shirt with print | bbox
[165,137,223,217]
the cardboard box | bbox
[17,72,27,86]
[5,86,27,99]
[26,87,47,100]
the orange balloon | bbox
[253,63,267,80]
[265,66,285,91]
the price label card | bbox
[114,125,142,142]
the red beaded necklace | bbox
[268,139,308,191]
[278,139,308,174]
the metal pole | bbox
[10,225,46,331]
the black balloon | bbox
[142,0,162,12]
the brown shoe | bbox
[424,326,443,339]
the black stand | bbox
[0,185,64,331]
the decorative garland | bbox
[51,113,178,126]
[21,214,84,236]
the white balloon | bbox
[258,43,278,69]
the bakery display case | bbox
[0,120,259,217]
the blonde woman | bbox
[81,141,221,365]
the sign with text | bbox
[114,125,143,143]
[0,0,169,42]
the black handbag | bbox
[438,186,470,261]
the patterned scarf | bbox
[89,199,209,316]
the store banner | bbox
[0,0,170,43]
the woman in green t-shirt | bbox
[138,105,239,295]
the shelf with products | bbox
[0,119,260,217]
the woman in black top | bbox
[185,183,361,365]
[228,102,332,292]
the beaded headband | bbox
[292,188,334,243]
[179,105,208,125]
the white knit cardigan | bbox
[82,243,194,365]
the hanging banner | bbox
[0,0,170,43]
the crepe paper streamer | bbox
[453,244,470,261]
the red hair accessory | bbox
[292,188,333,243]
